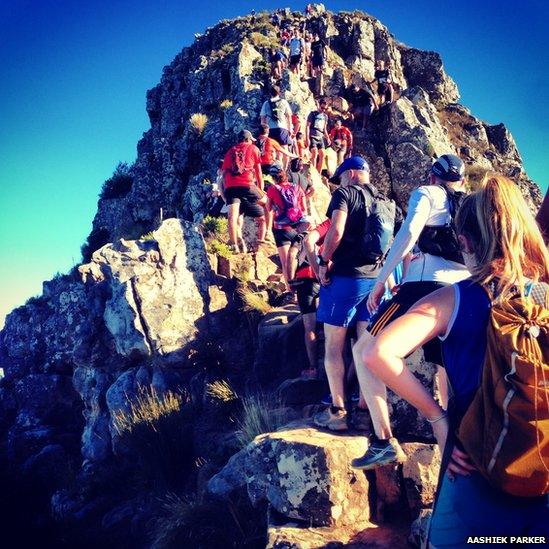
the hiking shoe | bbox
[321,391,359,406]
[228,243,240,254]
[313,406,348,431]
[349,407,371,431]
[351,437,406,470]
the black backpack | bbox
[348,184,396,264]
[417,184,466,264]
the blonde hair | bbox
[456,173,549,297]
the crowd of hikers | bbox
[207,7,549,544]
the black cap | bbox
[431,154,465,182]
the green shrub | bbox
[207,239,232,258]
[202,215,228,240]
[100,162,134,200]
[249,31,276,49]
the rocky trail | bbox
[0,6,543,549]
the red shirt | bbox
[258,136,283,166]
[222,143,261,188]
[267,181,306,229]
[329,126,353,148]
[295,219,331,280]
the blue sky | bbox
[0,0,547,326]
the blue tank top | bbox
[440,279,491,421]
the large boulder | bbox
[208,425,370,528]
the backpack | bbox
[268,99,286,124]
[230,145,250,176]
[417,184,466,264]
[457,282,549,497]
[351,184,396,264]
[274,183,304,225]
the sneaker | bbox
[349,407,371,431]
[351,436,406,469]
[313,406,348,431]
[228,243,240,254]
[320,393,332,406]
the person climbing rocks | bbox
[310,32,326,94]
[345,82,377,130]
[279,28,290,49]
[355,175,549,543]
[288,29,305,75]
[257,124,296,175]
[329,118,353,165]
[372,59,394,106]
[269,47,287,80]
[351,154,470,469]
[265,164,310,290]
[260,84,293,166]
[221,130,266,253]
[206,160,228,217]
[313,156,395,431]
[306,97,330,173]
[303,32,313,78]
[287,218,331,379]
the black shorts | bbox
[261,164,275,175]
[269,127,292,146]
[290,54,301,66]
[312,55,324,68]
[224,186,264,218]
[368,281,446,364]
[272,226,299,247]
[295,279,320,315]
[309,135,326,149]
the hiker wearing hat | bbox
[313,156,396,431]
[221,130,266,253]
[350,154,471,469]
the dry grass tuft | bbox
[235,392,286,448]
[206,380,238,403]
[189,113,208,135]
[238,287,271,314]
[219,99,233,110]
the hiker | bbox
[293,131,308,161]
[271,11,281,28]
[280,28,290,49]
[265,164,310,289]
[287,219,331,379]
[310,32,326,94]
[288,29,305,74]
[257,124,296,174]
[312,156,396,431]
[306,97,330,173]
[345,83,377,129]
[221,130,266,253]
[207,160,228,217]
[373,60,394,105]
[350,154,470,469]
[260,85,293,165]
[537,189,549,244]
[269,47,286,80]
[356,174,549,542]
[303,32,313,78]
[329,119,353,164]
[289,157,315,217]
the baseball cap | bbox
[332,156,370,180]
[431,154,465,182]
[238,129,256,142]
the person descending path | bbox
[356,174,549,543]
[312,156,396,431]
[269,47,287,80]
[260,85,293,168]
[329,118,353,165]
[351,154,470,469]
[345,82,378,130]
[310,32,326,94]
[288,29,305,75]
[265,164,310,290]
[221,130,266,253]
[287,219,331,379]
[306,97,330,174]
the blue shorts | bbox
[316,276,375,327]
[430,471,549,548]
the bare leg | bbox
[302,312,318,374]
[255,216,266,244]
[277,243,292,289]
[227,203,240,247]
[352,330,393,439]
[436,365,448,411]
[317,148,325,173]
[310,147,318,172]
[324,324,348,409]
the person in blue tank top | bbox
[355,174,549,545]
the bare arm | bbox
[318,209,346,285]
[255,162,263,191]
[304,228,321,278]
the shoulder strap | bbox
[529,281,549,308]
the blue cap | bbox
[431,154,464,182]
[333,156,370,179]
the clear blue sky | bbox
[1,0,547,326]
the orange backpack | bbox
[458,282,549,497]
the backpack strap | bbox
[529,281,549,308]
